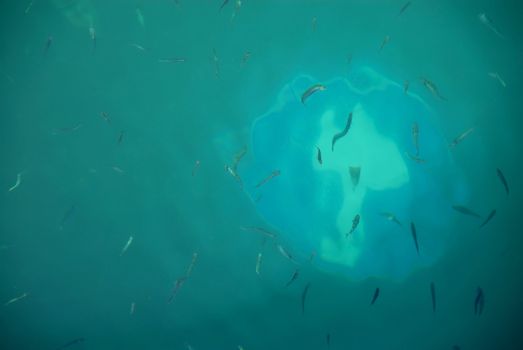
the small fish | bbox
[100,111,111,124]
[347,214,360,236]
[240,226,277,239]
[452,205,481,218]
[186,252,198,277]
[410,222,420,255]
[379,212,402,227]
[167,277,187,304]
[312,17,317,32]
[192,160,201,176]
[277,244,296,263]
[212,48,220,79]
[326,333,331,348]
[112,166,124,173]
[449,127,475,148]
[488,72,506,87]
[136,8,145,27]
[379,35,390,52]
[43,36,53,56]
[332,112,353,151]
[420,78,446,100]
[316,147,322,165]
[301,83,326,104]
[231,0,242,21]
[231,147,247,173]
[430,282,436,313]
[225,165,243,188]
[219,0,229,11]
[88,25,96,53]
[184,343,194,350]
[8,173,22,192]
[238,346,245,350]
[158,57,185,63]
[130,302,135,315]
[4,292,28,306]
[255,252,262,275]
[370,287,380,305]
[241,51,252,66]
[25,0,34,14]
[301,282,311,314]
[130,43,147,52]
[349,166,361,190]
[255,170,281,188]
[120,236,134,256]
[478,13,505,39]
[474,287,485,316]
[412,122,420,155]
[496,168,509,195]
[56,338,85,350]
[60,204,76,230]
[285,269,300,287]
[118,130,125,144]
[397,1,411,17]
[405,152,426,163]
[52,124,83,135]
[404,80,410,94]
[479,209,497,228]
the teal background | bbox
[1,1,522,349]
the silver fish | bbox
[449,127,475,148]
[379,212,402,227]
[452,205,481,218]
[420,78,446,100]
[478,13,505,39]
[301,84,326,104]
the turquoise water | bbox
[1,1,522,349]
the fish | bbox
[478,13,505,39]
[60,204,76,230]
[452,346,461,350]
[241,51,252,66]
[186,252,198,277]
[285,269,300,287]
[430,282,436,312]
[370,287,380,305]
[255,252,262,275]
[397,1,411,17]
[277,244,296,263]
[212,48,220,78]
[379,212,403,227]
[225,164,243,188]
[496,168,509,195]
[301,83,326,104]
[240,226,277,239]
[452,205,481,218]
[301,282,311,314]
[349,166,361,190]
[112,166,124,174]
[8,173,22,192]
[4,292,28,306]
[316,147,322,165]
[309,250,316,263]
[118,130,125,144]
[332,112,353,151]
[255,170,281,188]
[474,287,485,316]
[130,302,135,315]
[231,147,247,173]
[167,277,187,304]
[347,53,353,65]
[420,78,446,100]
[130,43,147,52]
[43,36,53,56]
[219,0,229,11]
[120,236,134,256]
[88,25,96,53]
[449,127,475,148]
[25,0,34,14]
[231,0,242,21]
[158,57,185,63]
[410,222,420,255]
[312,17,317,32]
[100,111,111,123]
[52,124,83,135]
[379,35,390,52]
[136,8,145,27]
[184,342,194,350]
[488,72,506,87]
[405,152,426,163]
[404,80,410,94]
[192,160,201,176]
[412,122,420,155]
[326,333,331,348]
[56,338,85,350]
[347,214,360,236]
[479,209,497,228]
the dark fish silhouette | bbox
[349,166,361,190]
[317,147,322,165]
[370,287,380,305]
[285,269,299,287]
[410,222,420,255]
[167,277,187,304]
[474,287,485,316]
[301,84,326,104]
[219,0,229,11]
[430,282,436,312]
[43,36,53,56]
[255,170,280,188]
[56,338,85,350]
[479,209,497,228]
[301,283,311,314]
[326,333,331,348]
[397,1,411,17]
[60,204,76,230]
[496,168,509,195]
[347,214,360,236]
[332,112,353,151]
[452,205,481,218]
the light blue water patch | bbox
[238,67,467,281]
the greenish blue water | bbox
[1,1,522,349]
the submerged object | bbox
[420,77,446,100]
[412,122,420,155]
[496,168,509,195]
[478,13,505,39]
[449,127,475,148]
[410,222,420,255]
[379,212,402,227]
[370,287,380,305]
[479,209,497,228]
[488,72,506,87]
[56,338,85,350]
[349,166,361,190]
[316,147,322,165]
[397,1,411,17]
[255,170,281,188]
[301,83,326,104]
[301,282,311,314]
[452,205,481,218]
[331,112,353,151]
[285,269,300,287]
[474,287,485,316]
[347,214,360,236]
